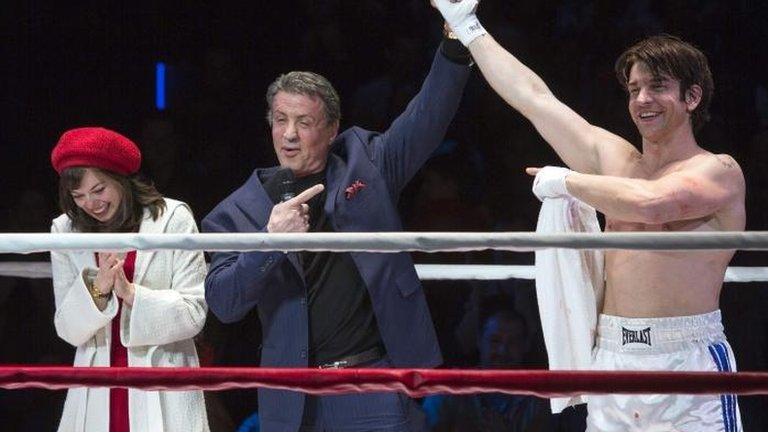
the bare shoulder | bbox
[714,154,739,169]
[708,153,745,227]
[672,153,745,229]
[687,153,746,219]
[694,153,745,186]
[708,153,741,172]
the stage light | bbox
[155,62,166,111]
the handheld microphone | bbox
[273,167,305,267]
[275,168,296,202]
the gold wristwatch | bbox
[443,22,458,40]
[84,269,110,300]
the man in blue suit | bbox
[203,27,474,431]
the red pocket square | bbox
[344,180,367,200]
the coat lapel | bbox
[133,207,160,284]
[72,250,98,270]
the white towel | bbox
[533,176,605,413]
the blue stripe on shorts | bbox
[708,342,738,432]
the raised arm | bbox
[434,0,636,174]
[371,42,471,195]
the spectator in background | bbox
[423,307,553,431]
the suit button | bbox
[300,349,307,359]
[300,297,307,306]
[259,255,276,272]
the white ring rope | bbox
[2,262,768,283]
[2,231,768,254]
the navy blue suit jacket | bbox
[203,49,470,431]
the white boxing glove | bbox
[532,166,573,201]
[434,0,487,47]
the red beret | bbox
[51,127,142,175]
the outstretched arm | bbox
[434,0,636,174]
[530,155,746,225]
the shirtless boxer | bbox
[434,1,745,430]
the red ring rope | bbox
[1,367,767,397]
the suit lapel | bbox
[235,169,305,275]
[233,169,276,230]
[323,153,344,227]
[285,249,302,274]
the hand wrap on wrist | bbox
[532,166,573,201]
[435,0,487,47]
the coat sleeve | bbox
[121,205,208,347]
[50,221,118,347]
[370,48,471,196]
[202,212,287,324]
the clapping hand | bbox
[94,252,121,297]
[113,263,135,306]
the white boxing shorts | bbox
[587,310,742,432]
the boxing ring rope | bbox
[2,231,768,254]
[2,367,768,397]
[3,262,768,283]
[2,231,768,396]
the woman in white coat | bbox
[49,126,210,432]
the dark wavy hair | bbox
[58,167,165,233]
[265,71,341,127]
[615,34,714,133]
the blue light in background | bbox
[155,62,166,110]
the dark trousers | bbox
[299,357,426,432]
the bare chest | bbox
[605,216,715,233]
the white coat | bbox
[51,198,210,432]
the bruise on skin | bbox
[674,176,718,219]
[673,177,699,219]
[716,155,735,169]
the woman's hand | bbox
[86,252,121,310]
[113,264,136,306]
[94,252,120,296]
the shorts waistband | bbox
[596,310,725,354]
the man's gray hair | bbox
[265,71,341,126]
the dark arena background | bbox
[1,1,767,430]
